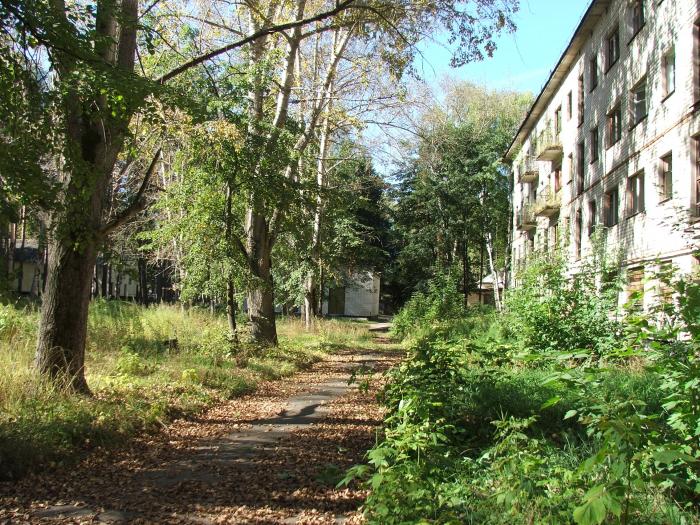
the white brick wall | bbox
[510,0,700,302]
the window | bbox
[554,166,562,193]
[555,106,562,137]
[627,171,645,216]
[578,74,585,127]
[630,77,647,126]
[567,91,573,119]
[604,187,619,226]
[590,126,600,163]
[588,199,598,236]
[660,153,672,201]
[577,142,585,195]
[627,266,644,310]
[606,27,620,72]
[630,0,645,38]
[607,103,622,147]
[575,210,582,259]
[663,48,675,98]
[589,56,598,91]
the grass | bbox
[0,300,374,480]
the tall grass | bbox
[0,301,373,480]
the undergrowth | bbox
[349,254,700,524]
[0,301,370,480]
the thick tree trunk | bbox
[303,276,317,330]
[246,210,277,345]
[36,238,97,394]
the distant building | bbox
[10,240,138,299]
[322,271,380,318]
[506,0,700,308]
[467,273,504,307]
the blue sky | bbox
[416,0,592,95]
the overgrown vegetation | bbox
[0,301,371,480]
[349,251,700,524]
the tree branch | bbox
[156,0,357,83]
[100,148,162,236]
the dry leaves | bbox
[0,343,402,524]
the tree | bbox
[0,0,371,391]
[0,0,520,390]
[386,80,531,307]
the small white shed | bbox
[322,271,380,318]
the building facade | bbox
[506,0,700,307]
[321,271,380,318]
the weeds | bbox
[0,302,369,480]
[349,255,700,524]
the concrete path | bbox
[20,348,398,524]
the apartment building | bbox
[506,0,700,307]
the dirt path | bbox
[0,336,401,525]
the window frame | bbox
[606,25,620,72]
[630,76,648,128]
[604,187,619,227]
[627,170,645,217]
[589,56,599,92]
[662,47,676,100]
[659,152,672,202]
[588,199,598,236]
[577,141,585,196]
[607,103,622,147]
[590,126,600,163]
[629,0,646,42]
[574,210,582,259]
[555,106,563,137]
[578,74,585,127]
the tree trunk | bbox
[34,0,138,391]
[226,276,238,342]
[35,238,97,394]
[7,221,15,288]
[138,257,148,306]
[485,232,502,311]
[246,209,277,345]
[16,207,26,293]
[303,275,317,330]
[100,259,108,297]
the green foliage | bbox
[392,269,467,340]
[385,82,532,306]
[351,268,700,524]
[504,243,623,357]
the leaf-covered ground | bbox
[0,340,401,524]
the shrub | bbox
[392,269,467,340]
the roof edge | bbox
[504,0,610,161]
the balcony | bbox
[518,157,539,184]
[516,205,536,231]
[533,188,562,217]
[536,125,563,161]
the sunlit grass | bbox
[0,301,376,479]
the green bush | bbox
[392,269,467,340]
[504,246,622,358]
[350,266,700,525]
